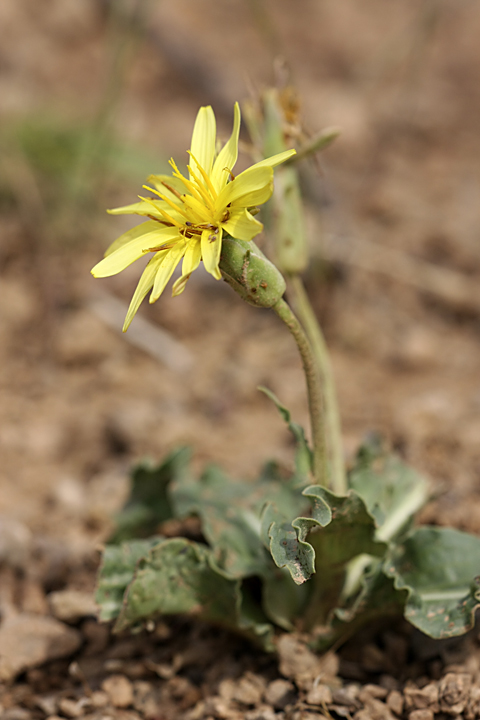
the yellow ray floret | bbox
[91,102,296,330]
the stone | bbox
[387,690,404,716]
[404,683,439,712]
[102,674,134,709]
[408,711,434,720]
[305,683,333,706]
[0,516,31,570]
[57,697,84,718]
[264,679,295,710]
[438,672,471,715]
[0,613,81,681]
[48,588,98,623]
[277,634,339,690]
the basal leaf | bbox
[110,447,191,544]
[114,537,275,649]
[171,463,307,580]
[349,440,429,543]
[266,486,386,587]
[313,563,408,651]
[96,537,164,621]
[386,526,480,638]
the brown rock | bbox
[408,710,435,720]
[0,613,81,681]
[244,706,277,720]
[57,697,84,718]
[305,683,333,707]
[386,690,404,716]
[20,578,49,615]
[219,673,265,707]
[466,685,480,720]
[438,672,472,715]
[358,684,389,702]
[102,674,134,708]
[404,683,439,712]
[0,516,32,570]
[277,634,339,690]
[48,589,98,623]
[264,679,295,710]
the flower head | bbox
[91,103,295,331]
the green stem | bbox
[272,298,327,487]
[287,274,347,495]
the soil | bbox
[1,1,480,718]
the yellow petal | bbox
[102,220,161,257]
[150,240,187,302]
[250,148,296,169]
[107,201,167,219]
[91,227,179,278]
[190,106,216,180]
[211,102,241,192]
[181,194,212,223]
[216,165,273,209]
[122,253,165,332]
[182,238,202,276]
[201,227,222,280]
[221,208,263,241]
[172,273,191,297]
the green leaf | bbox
[110,447,191,543]
[96,537,164,622]
[258,386,313,483]
[349,439,429,542]
[114,537,275,649]
[171,463,307,580]
[386,526,480,639]
[313,563,408,651]
[267,486,386,587]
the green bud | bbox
[219,236,286,308]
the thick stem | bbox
[288,275,347,495]
[272,298,328,487]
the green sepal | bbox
[219,236,286,308]
[386,526,480,639]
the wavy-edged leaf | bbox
[349,439,429,542]
[109,447,191,544]
[171,463,307,580]
[313,563,408,651]
[96,537,164,622]
[267,486,386,587]
[114,537,275,649]
[386,526,480,639]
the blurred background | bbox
[1,0,480,555]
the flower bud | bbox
[219,236,286,308]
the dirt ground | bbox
[1,1,480,718]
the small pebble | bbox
[387,690,404,716]
[408,710,434,720]
[102,674,134,708]
[264,679,295,710]
[57,697,83,718]
[306,683,333,706]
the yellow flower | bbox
[91,102,295,331]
